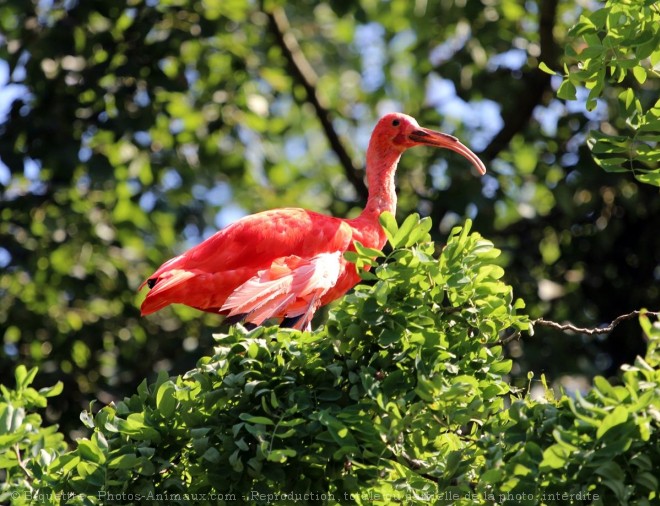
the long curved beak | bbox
[409,128,487,176]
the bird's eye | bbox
[392,119,400,127]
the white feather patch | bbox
[220,251,342,326]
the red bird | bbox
[140,113,486,329]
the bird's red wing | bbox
[140,208,355,316]
[182,209,352,272]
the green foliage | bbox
[543,0,660,184]
[0,366,66,505]
[2,219,659,505]
[477,310,660,506]
[2,0,659,453]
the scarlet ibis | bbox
[140,113,486,329]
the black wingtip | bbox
[225,313,258,330]
[280,314,306,329]
[223,313,247,326]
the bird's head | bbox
[373,112,486,175]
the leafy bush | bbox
[2,217,659,505]
[543,0,660,185]
[0,367,66,504]
[474,308,660,506]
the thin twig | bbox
[396,448,442,484]
[492,330,521,347]
[533,310,659,336]
[266,7,369,201]
[14,443,32,478]
[492,310,659,347]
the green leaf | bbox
[379,211,398,245]
[595,158,630,173]
[557,80,577,100]
[592,375,619,402]
[80,410,95,429]
[228,449,244,472]
[391,213,420,249]
[269,391,279,409]
[108,453,139,469]
[596,405,629,439]
[635,471,658,491]
[552,427,579,451]
[446,220,472,261]
[15,366,38,389]
[0,431,24,447]
[115,414,161,442]
[202,447,221,463]
[343,251,359,264]
[596,461,627,500]
[239,414,275,425]
[490,360,513,375]
[538,61,557,75]
[1,405,25,433]
[632,66,647,84]
[39,381,64,398]
[540,444,570,470]
[77,439,106,464]
[14,365,28,388]
[405,216,433,247]
[635,170,660,187]
[353,241,384,258]
[156,381,177,419]
[266,448,297,462]
[314,411,357,446]
[481,468,504,484]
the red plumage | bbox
[140,113,486,329]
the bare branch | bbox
[533,310,659,336]
[492,310,658,347]
[492,330,522,347]
[266,7,369,201]
[14,443,33,478]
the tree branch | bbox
[480,0,559,161]
[493,330,522,347]
[266,7,369,201]
[533,310,659,336]
[13,443,33,478]
[492,310,659,347]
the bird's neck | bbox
[349,144,402,251]
[361,145,402,219]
